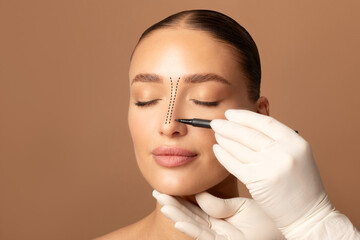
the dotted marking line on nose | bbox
[165,77,174,124]
[165,77,180,124]
[168,77,180,124]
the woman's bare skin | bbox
[95,175,241,240]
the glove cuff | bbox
[279,193,335,239]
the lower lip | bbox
[153,155,197,167]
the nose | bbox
[159,118,188,137]
[159,76,186,137]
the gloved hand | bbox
[210,109,340,239]
[153,189,285,240]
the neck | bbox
[149,174,239,239]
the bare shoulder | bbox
[93,214,153,240]
[93,223,137,240]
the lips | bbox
[152,146,198,167]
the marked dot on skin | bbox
[165,77,180,124]
[167,77,180,124]
[165,77,173,124]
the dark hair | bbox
[131,9,261,102]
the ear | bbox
[255,96,270,116]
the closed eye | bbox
[192,99,219,107]
[135,99,160,107]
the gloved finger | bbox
[195,191,249,218]
[152,190,179,206]
[175,196,211,224]
[175,221,222,240]
[153,190,209,226]
[224,198,286,240]
[210,217,246,240]
[225,109,297,140]
[222,198,277,232]
[161,205,210,228]
[213,137,260,165]
[161,203,241,239]
[215,134,262,163]
[168,203,247,240]
[211,119,275,152]
[213,144,259,185]
[195,192,285,240]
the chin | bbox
[154,185,199,196]
[149,172,229,196]
[157,189,206,197]
[148,176,197,196]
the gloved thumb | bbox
[195,192,248,219]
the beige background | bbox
[1,0,359,239]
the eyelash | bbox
[135,99,159,107]
[192,99,219,107]
[135,99,220,107]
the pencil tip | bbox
[175,119,193,125]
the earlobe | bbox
[255,96,270,116]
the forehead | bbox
[129,29,243,84]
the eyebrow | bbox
[182,73,230,85]
[131,73,162,85]
[131,73,231,85]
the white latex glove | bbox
[153,189,285,240]
[211,109,360,239]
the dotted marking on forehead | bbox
[165,77,180,124]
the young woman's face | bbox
[128,29,257,196]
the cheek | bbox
[128,107,156,156]
[128,108,142,144]
[193,130,230,182]
[128,108,156,183]
[128,104,162,136]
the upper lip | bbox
[152,146,197,157]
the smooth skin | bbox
[95,28,269,240]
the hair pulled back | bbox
[132,9,261,102]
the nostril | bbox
[159,120,187,137]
